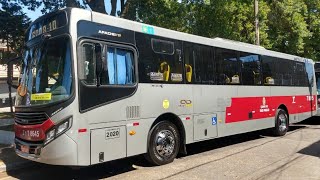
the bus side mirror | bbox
[95,43,103,86]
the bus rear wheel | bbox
[273,109,289,136]
[145,121,180,166]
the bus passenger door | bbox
[183,42,218,141]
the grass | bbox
[0,112,14,119]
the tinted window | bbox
[137,33,183,83]
[277,59,294,86]
[184,42,214,84]
[81,43,96,85]
[294,62,307,86]
[152,39,174,55]
[262,56,277,85]
[239,53,261,85]
[216,48,240,85]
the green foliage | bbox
[304,0,320,61]
[0,1,30,63]
[267,0,310,56]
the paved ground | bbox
[1,118,320,180]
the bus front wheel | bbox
[145,121,180,166]
[273,109,289,136]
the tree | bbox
[18,0,130,16]
[0,1,30,63]
[267,0,310,56]
[303,0,320,60]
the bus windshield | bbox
[16,36,72,106]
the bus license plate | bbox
[20,145,29,153]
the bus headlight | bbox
[46,129,55,143]
[57,121,69,135]
[44,117,72,145]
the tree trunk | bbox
[110,0,117,16]
[86,0,107,14]
[120,0,132,18]
[8,79,13,113]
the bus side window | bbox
[239,53,261,85]
[136,33,183,83]
[261,56,275,85]
[183,42,195,83]
[216,48,239,85]
[81,43,96,85]
[101,47,135,85]
[184,42,214,84]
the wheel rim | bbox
[155,130,175,158]
[278,113,287,132]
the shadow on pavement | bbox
[298,116,320,126]
[5,131,272,179]
[296,117,320,158]
[298,140,320,158]
[6,155,145,180]
[5,118,314,179]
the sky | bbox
[23,1,121,21]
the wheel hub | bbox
[155,130,175,157]
[278,114,287,132]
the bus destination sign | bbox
[29,12,67,40]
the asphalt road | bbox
[1,118,320,180]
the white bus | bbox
[13,8,316,166]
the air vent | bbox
[126,106,140,119]
[15,112,48,125]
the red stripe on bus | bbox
[225,95,316,123]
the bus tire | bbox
[273,109,289,136]
[145,121,180,166]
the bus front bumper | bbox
[15,134,78,166]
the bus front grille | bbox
[15,112,48,125]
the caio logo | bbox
[179,100,192,108]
